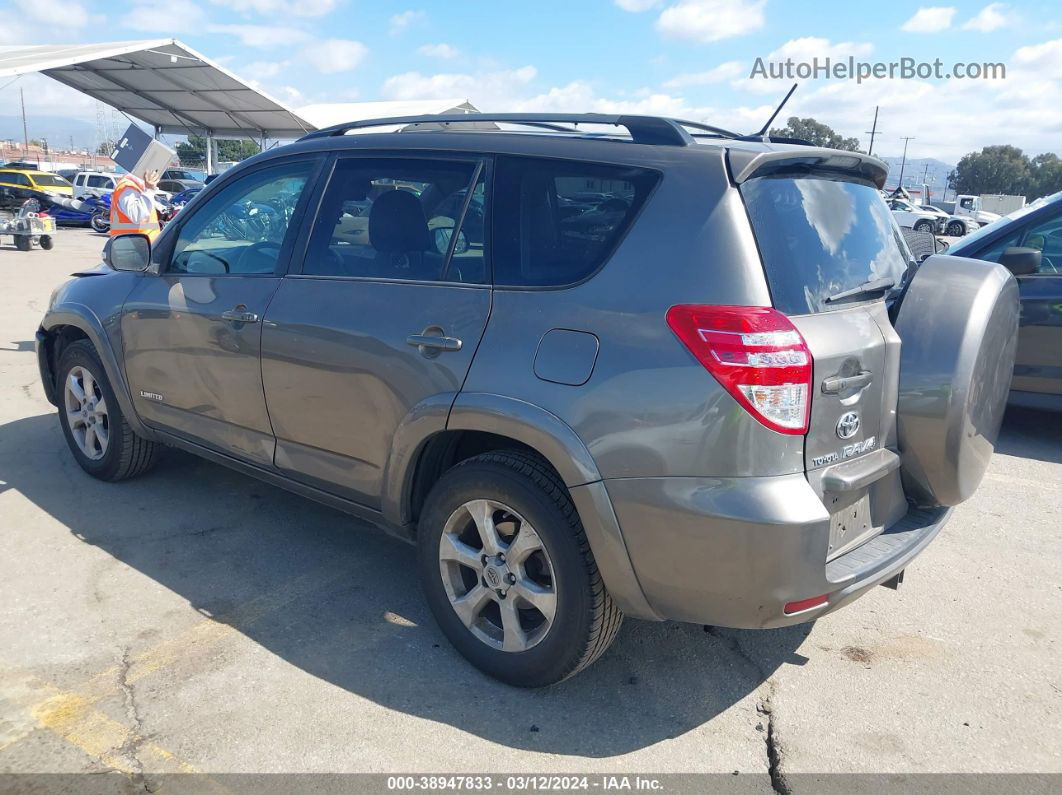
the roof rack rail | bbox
[297,113,703,146]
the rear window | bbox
[741,176,912,314]
[492,156,658,287]
[32,174,70,188]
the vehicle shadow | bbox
[995,405,1062,465]
[0,412,812,757]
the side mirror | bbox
[103,234,152,272]
[999,246,1040,276]
[433,226,469,256]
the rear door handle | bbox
[406,334,462,353]
[221,308,259,323]
[822,370,872,394]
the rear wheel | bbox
[57,340,159,481]
[90,211,109,234]
[15,234,30,251]
[39,235,53,250]
[417,451,622,687]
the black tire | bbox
[417,450,622,687]
[39,235,53,250]
[913,220,935,233]
[946,220,965,236]
[90,212,109,234]
[56,340,159,481]
[15,235,30,251]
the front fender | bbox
[40,301,153,440]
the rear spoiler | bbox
[727,147,889,190]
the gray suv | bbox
[36,114,1020,687]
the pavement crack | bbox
[758,691,790,795]
[703,626,769,680]
[116,647,147,781]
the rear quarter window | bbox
[741,175,912,314]
[492,156,658,287]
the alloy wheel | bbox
[438,499,558,653]
[63,365,109,460]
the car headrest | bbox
[369,190,431,253]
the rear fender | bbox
[445,392,659,620]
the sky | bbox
[1,0,1061,162]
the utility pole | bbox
[20,87,30,160]
[865,106,880,156]
[897,136,916,189]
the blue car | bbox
[948,191,1062,410]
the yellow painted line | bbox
[1,560,357,780]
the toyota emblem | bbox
[836,412,860,439]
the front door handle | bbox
[221,307,259,323]
[406,333,463,354]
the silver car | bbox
[36,114,1020,686]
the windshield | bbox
[32,174,71,188]
[741,175,913,314]
[167,170,202,181]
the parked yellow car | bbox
[0,169,74,196]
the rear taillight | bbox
[666,305,812,435]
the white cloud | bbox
[13,0,89,29]
[209,0,337,15]
[664,61,743,88]
[389,10,426,34]
[246,60,289,79]
[383,66,537,105]
[1012,38,1062,78]
[126,0,205,32]
[207,24,311,47]
[614,0,659,10]
[656,0,766,43]
[900,6,956,33]
[418,43,460,59]
[302,39,368,74]
[962,3,1015,32]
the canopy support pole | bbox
[205,133,214,175]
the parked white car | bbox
[916,204,980,237]
[888,198,944,234]
[71,171,119,200]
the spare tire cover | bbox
[894,254,1019,507]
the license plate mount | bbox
[827,493,873,560]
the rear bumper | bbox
[605,474,950,628]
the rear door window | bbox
[741,175,912,314]
[492,156,658,287]
[301,157,485,284]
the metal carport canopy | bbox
[0,39,314,139]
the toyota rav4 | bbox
[36,113,1019,687]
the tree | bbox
[1028,153,1062,201]
[949,145,1031,196]
[97,141,114,155]
[768,116,862,151]
[175,134,260,167]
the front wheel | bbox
[57,340,159,481]
[913,219,935,233]
[417,451,622,687]
[946,220,965,236]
